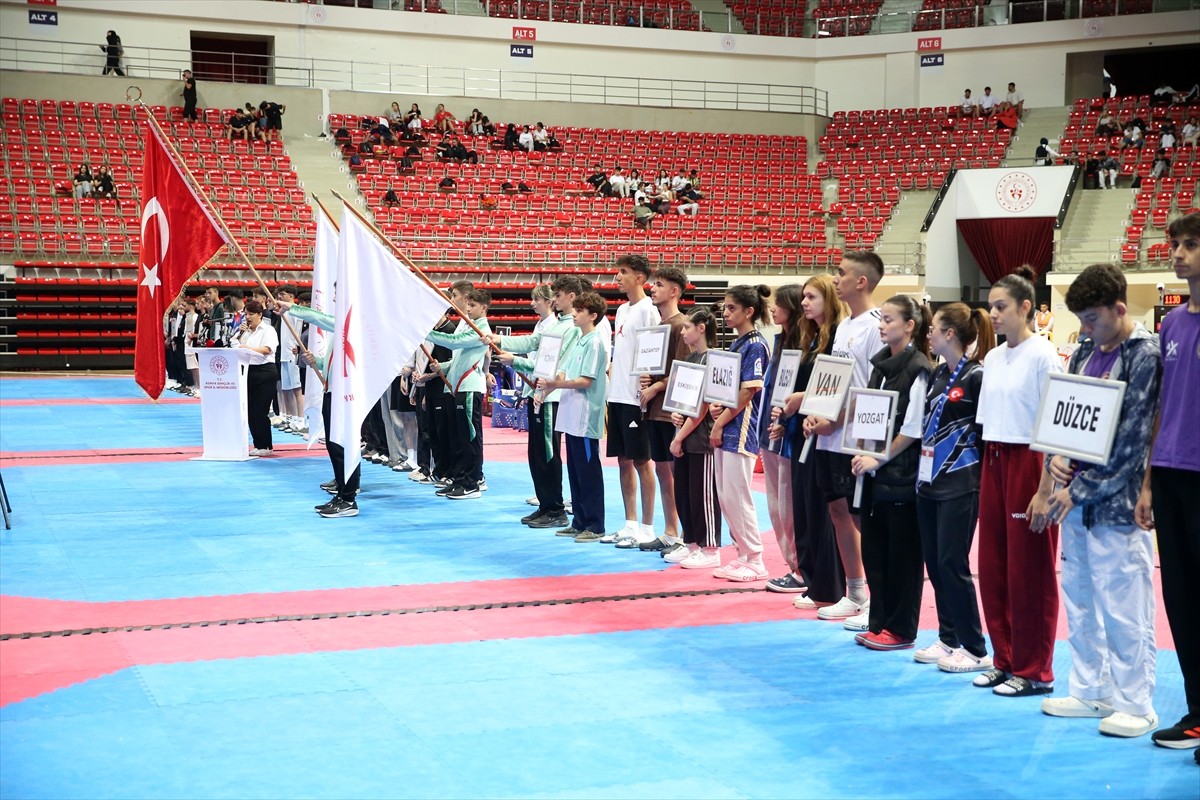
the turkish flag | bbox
[133,121,227,399]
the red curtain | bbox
[956,217,1055,284]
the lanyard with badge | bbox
[919,356,967,485]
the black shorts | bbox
[606,402,650,460]
[816,448,859,511]
[646,418,677,463]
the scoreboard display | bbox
[1155,294,1190,332]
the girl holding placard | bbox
[974,265,1063,697]
[709,285,771,581]
[914,302,994,673]
[760,284,807,593]
[849,295,932,650]
[773,274,849,609]
[668,307,722,567]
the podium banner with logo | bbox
[188,347,255,461]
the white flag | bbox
[328,208,449,482]
[304,205,338,447]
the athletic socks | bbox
[847,577,868,604]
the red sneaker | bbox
[862,630,915,651]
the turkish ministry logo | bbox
[140,197,170,297]
[995,172,1037,213]
[209,355,230,375]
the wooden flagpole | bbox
[135,102,325,389]
[329,190,534,391]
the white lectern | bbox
[187,347,257,461]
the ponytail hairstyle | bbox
[772,284,804,351]
[530,282,553,303]
[798,273,845,362]
[725,284,772,326]
[688,306,718,349]
[935,302,996,363]
[992,264,1038,323]
[884,294,932,358]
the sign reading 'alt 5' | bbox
[1030,372,1126,465]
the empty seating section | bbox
[811,0,882,36]
[486,0,707,31]
[328,112,836,270]
[913,0,985,31]
[1081,0,1152,16]
[2,96,313,364]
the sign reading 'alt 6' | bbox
[1030,372,1126,466]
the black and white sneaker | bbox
[435,481,456,497]
[320,480,338,495]
[479,478,488,492]
[315,498,338,512]
[318,498,359,518]
[528,514,569,529]
[445,485,481,500]
[521,510,545,525]
[765,574,809,594]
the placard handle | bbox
[799,434,815,464]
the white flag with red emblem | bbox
[133,120,228,399]
[328,207,449,481]
[303,204,338,447]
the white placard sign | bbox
[797,355,855,419]
[531,333,565,380]
[840,387,899,460]
[768,349,804,409]
[662,360,708,418]
[702,349,743,407]
[631,325,671,375]
[1030,372,1126,465]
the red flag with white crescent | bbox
[133,120,228,399]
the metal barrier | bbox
[0,37,827,115]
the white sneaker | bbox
[663,544,693,563]
[1098,711,1159,738]
[679,549,720,569]
[937,649,994,673]
[1041,696,1115,719]
[526,496,539,506]
[722,562,769,582]
[817,596,868,620]
[914,641,955,664]
[711,559,746,579]
[842,610,869,632]
[792,595,833,610]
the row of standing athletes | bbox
[279,220,1199,754]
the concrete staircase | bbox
[1054,186,1134,272]
[281,132,368,228]
[874,0,919,34]
[692,0,746,33]
[1007,106,1070,166]
[874,189,938,275]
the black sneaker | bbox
[554,526,583,537]
[1151,720,1200,749]
[528,514,569,529]
[521,509,545,525]
[320,480,338,495]
[638,537,669,552]
[318,498,359,518]
[435,481,455,496]
[765,574,809,594]
[445,484,481,500]
[315,498,338,512]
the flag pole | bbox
[330,190,534,391]
[134,102,325,389]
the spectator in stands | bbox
[181,70,198,122]
[262,101,285,140]
[518,125,536,152]
[652,186,675,215]
[1097,151,1120,190]
[610,167,631,198]
[688,169,703,196]
[227,108,249,140]
[532,122,552,151]
[466,108,485,136]
[388,101,405,130]
[1121,124,1144,151]
[503,123,520,151]
[624,6,638,25]
[633,197,655,230]
[480,116,496,136]
[958,89,978,118]
[432,104,456,134]
[677,195,699,216]
[994,104,1020,131]
[384,188,401,207]
[100,30,124,77]
[979,86,999,118]
[655,169,671,189]
[405,103,423,132]
[1150,82,1198,107]
[333,125,352,146]
[1151,148,1173,180]
[1183,117,1199,147]
[1005,82,1025,115]
[244,104,264,141]
[72,163,94,199]
[94,165,117,200]
[585,164,611,195]
[1095,108,1119,137]
[1034,138,1060,166]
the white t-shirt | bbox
[979,93,999,110]
[608,295,660,406]
[596,315,613,361]
[1006,89,1024,106]
[818,307,881,451]
[518,131,534,151]
[960,95,977,112]
[977,334,1062,444]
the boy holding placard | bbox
[544,292,609,542]
[490,276,583,529]
[803,251,882,625]
[1140,212,1200,757]
[1034,263,1162,738]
